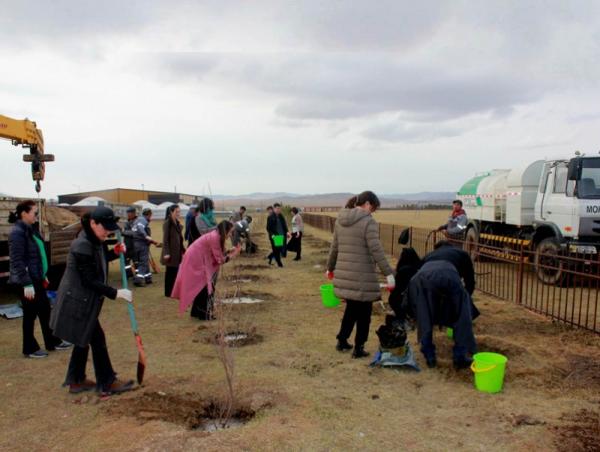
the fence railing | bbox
[303,213,600,334]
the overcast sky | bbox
[2,1,600,199]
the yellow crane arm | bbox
[0,114,54,192]
[0,114,44,152]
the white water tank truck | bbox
[458,155,600,284]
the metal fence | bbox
[303,213,600,334]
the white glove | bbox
[386,274,396,290]
[117,289,133,303]
[23,285,35,300]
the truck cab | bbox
[535,157,600,252]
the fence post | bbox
[516,242,525,304]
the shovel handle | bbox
[116,231,138,334]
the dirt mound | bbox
[553,408,600,451]
[45,206,79,230]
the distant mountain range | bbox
[212,191,455,208]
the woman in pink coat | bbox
[172,221,241,319]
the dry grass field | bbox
[319,209,449,230]
[0,217,599,451]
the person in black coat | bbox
[422,241,476,296]
[8,200,71,358]
[407,243,479,369]
[388,247,421,321]
[50,207,134,395]
[266,203,289,267]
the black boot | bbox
[426,357,437,368]
[453,356,473,370]
[336,339,353,352]
[352,345,370,359]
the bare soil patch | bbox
[553,407,600,452]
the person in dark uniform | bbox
[121,206,137,278]
[407,241,479,369]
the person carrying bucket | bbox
[266,203,289,267]
[326,191,395,359]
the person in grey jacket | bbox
[8,200,70,358]
[50,207,134,395]
[121,206,137,277]
[326,191,395,358]
[437,200,468,242]
[132,208,159,286]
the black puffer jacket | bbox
[8,220,44,286]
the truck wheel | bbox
[465,227,479,261]
[534,237,565,285]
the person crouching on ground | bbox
[172,220,241,320]
[407,243,478,369]
[50,207,134,395]
[8,200,71,359]
[326,191,395,358]
[161,204,185,297]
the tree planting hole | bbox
[206,329,263,347]
[224,274,261,283]
[222,297,264,305]
[109,392,256,432]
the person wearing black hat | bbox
[50,207,135,396]
[132,208,159,286]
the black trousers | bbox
[20,280,61,355]
[164,265,179,297]
[293,232,302,258]
[268,240,283,267]
[191,286,214,320]
[65,320,116,390]
[337,300,374,347]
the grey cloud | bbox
[363,121,463,144]
[156,52,549,121]
[0,1,163,42]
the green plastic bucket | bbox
[471,352,508,394]
[446,327,453,339]
[320,284,341,308]
[272,235,285,247]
